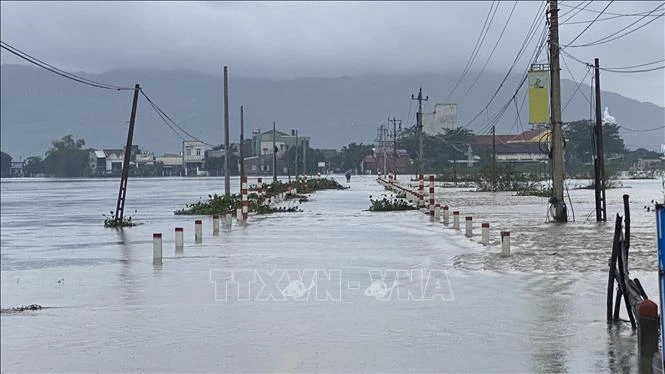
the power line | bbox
[601,59,665,70]
[140,90,216,147]
[565,2,664,48]
[562,10,664,25]
[560,0,594,24]
[0,41,133,91]
[445,1,498,100]
[618,125,665,132]
[563,0,614,47]
[560,1,662,17]
[459,1,519,101]
[561,49,665,73]
[460,2,548,130]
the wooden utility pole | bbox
[239,106,245,183]
[272,121,277,182]
[492,125,497,191]
[412,88,428,176]
[113,83,140,223]
[294,129,299,179]
[548,0,568,222]
[594,57,607,222]
[223,66,230,197]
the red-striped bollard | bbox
[434,203,441,220]
[175,227,184,253]
[212,216,219,236]
[153,233,162,265]
[443,205,450,225]
[501,231,511,256]
[195,220,202,244]
[636,299,659,360]
[418,174,424,208]
[465,216,473,237]
[429,175,435,216]
[241,176,249,221]
[481,223,490,245]
[453,211,460,230]
[257,177,263,196]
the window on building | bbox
[196,149,201,156]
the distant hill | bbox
[1,64,662,159]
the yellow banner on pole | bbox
[528,70,549,124]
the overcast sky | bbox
[1,1,664,106]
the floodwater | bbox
[0,175,662,372]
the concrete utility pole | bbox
[272,121,277,182]
[412,88,428,176]
[303,138,307,176]
[389,117,401,171]
[594,57,607,222]
[114,83,140,223]
[548,0,568,222]
[294,129,299,179]
[492,124,497,191]
[239,106,245,183]
[223,66,230,197]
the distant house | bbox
[471,128,549,164]
[362,149,410,174]
[422,103,458,136]
[156,153,184,176]
[9,161,24,177]
[103,149,125,174]
[135,152,155,167]
[89,150,107,175]
[183,141,207,176]
[249,129,310,158]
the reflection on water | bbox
[0,176,661,372]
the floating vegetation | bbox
[176,177,347,216]
[103,211,140,228]
[1,304,43,314]
[369,194,418,212]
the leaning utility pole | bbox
[272,121,277,182]
[294,129,299,179]
[548,0,568,222]
[223,66,230,197]
[594,57,607,222]
[113,83,141,223]
[239,105,245,183]
[412,88,428,176]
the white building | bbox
[183,141,207,176]
[422,103,458,136]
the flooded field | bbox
[1,175,662,372]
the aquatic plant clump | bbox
[103,211,141,228]
[368,194,418,211]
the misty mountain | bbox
[1,64,663,159]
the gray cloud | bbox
[1,1,663,105]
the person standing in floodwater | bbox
[345,171,351,183]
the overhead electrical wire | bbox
[459,1,519,101]
[560,0,594,24]
[562,10,664,25]
[559,1,662,17]
[140,90,216,147]
[563,0,614,47]
[459,1,548,131]
[565,2,664,48]
[0,41,134,91]
[445,1,498,100]
[618,125,665,132]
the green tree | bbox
[398,126,475,172]
[563,120,627,175]
[43,135,90,177]
[337,142,374,172]
[23,156,45,176]
[0,151,12,178]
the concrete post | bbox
[453,211,460,230]
[225,213,232,229]
[175,227,184,253]
[481,223,490,245]
[153,233,162,266]
[465,216,473,237]
[443,206,450,226]
[195,220,202,244]
[501,231,511,256]
[636,300,659,362]
[212,215,220,236]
